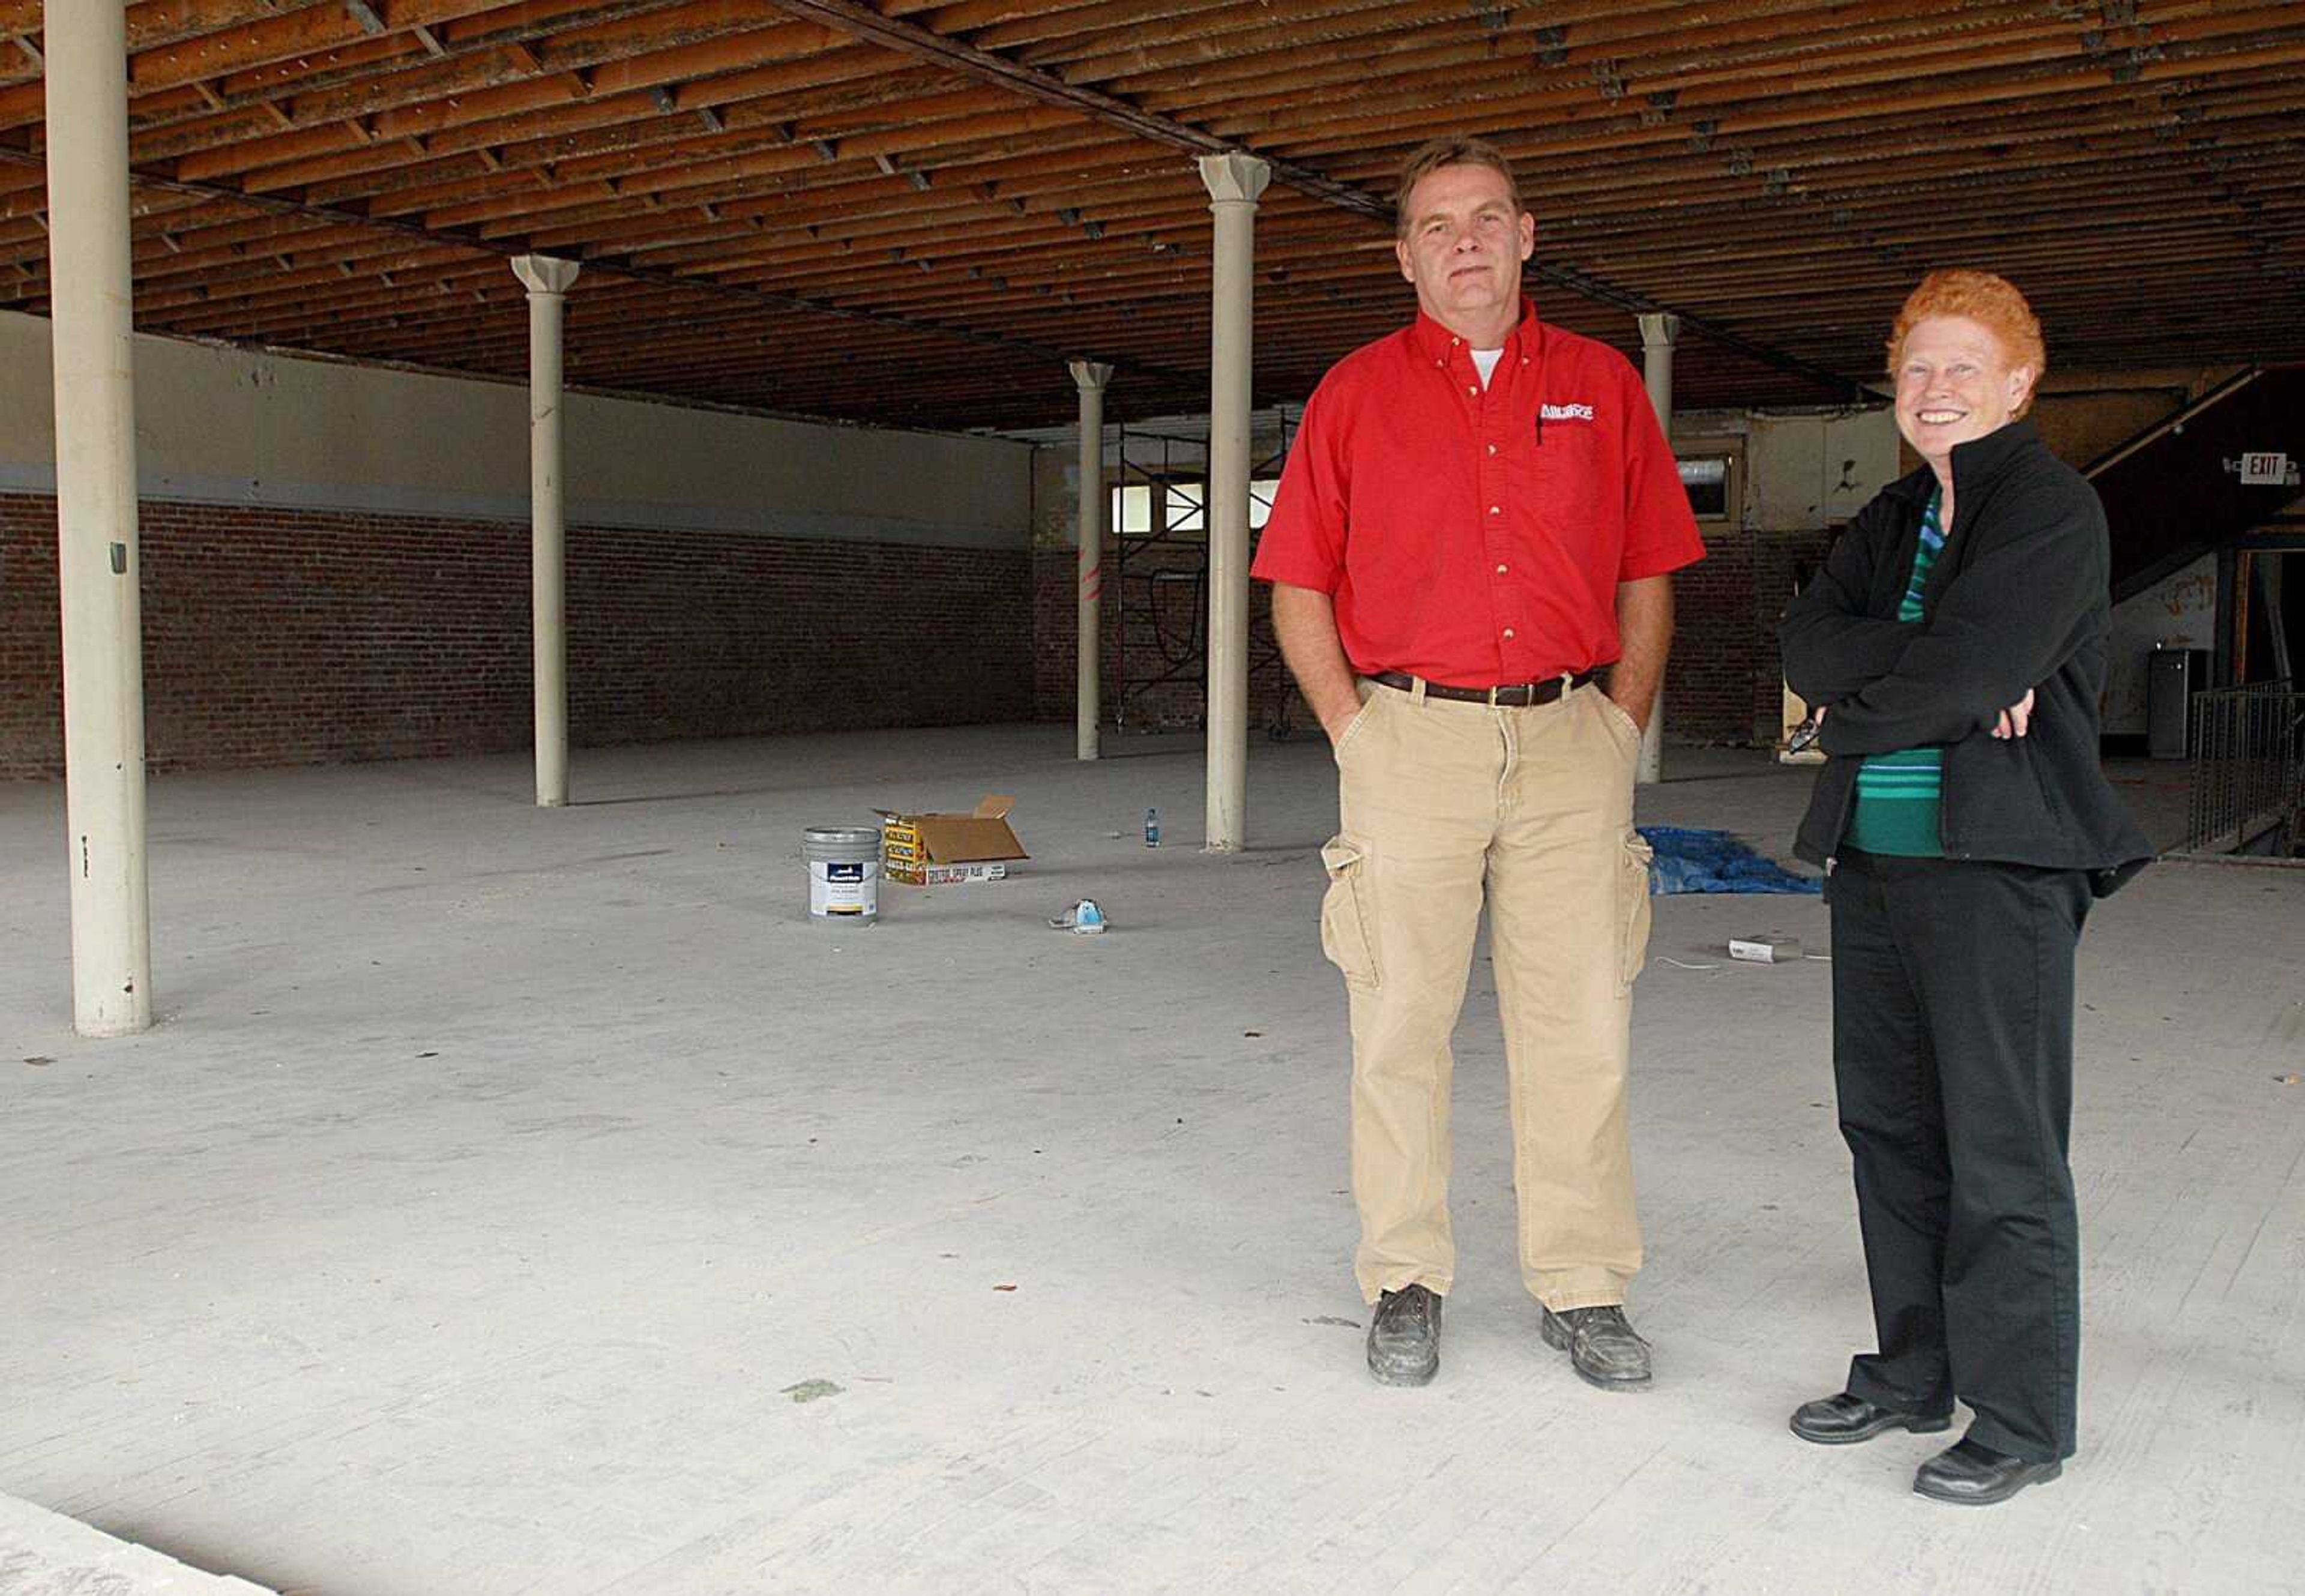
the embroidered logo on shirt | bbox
[1539,403,1595,421]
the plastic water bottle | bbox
[1144,807,1160,848]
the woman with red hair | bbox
[1779,270,2151,1505]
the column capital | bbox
[1196,152,1271,206]
[513,254,581,295]
[1068,359,1114,393]
[1637,311,1680,349]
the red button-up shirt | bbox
[1252,300,1704,686]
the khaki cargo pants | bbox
[1321,677,1654,1311]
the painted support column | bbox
[513,255,580,807]
[1068,360,1113,762]
[47,0,151,1037]
[1636,312,1680,786]
[1198,152,1270,853]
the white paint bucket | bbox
[803,825,881,924]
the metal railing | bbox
[2182,681,2304,857]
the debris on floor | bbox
[780,1380,844,1404]
[1048,899,1108,933]
[1728,935,1803,964]
[1639,825,1822,895]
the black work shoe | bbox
[1539,1305,1652,1390]
[1366,1284,1442,1386]
[1789,1392,1954,1445]
[1913,1438,2062,1505]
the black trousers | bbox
[1827,849,2091,1463]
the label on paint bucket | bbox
[809,858,879,918]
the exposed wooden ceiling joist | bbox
[0,134,1229,405]
[763,0,1874,396]
[0,0,2297,430]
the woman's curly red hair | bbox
[1887,270,2047,417]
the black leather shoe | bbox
[1914,1438,2062,1505]
[1539,1305,1651,1390]
[1789,1392,1954,1445]
[1366,1284,1442,1385]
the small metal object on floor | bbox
[1049,898,1107,933]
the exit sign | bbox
[2238,451,2292,486]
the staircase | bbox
[2088,365,2305,603]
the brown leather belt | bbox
[1369,669,1601,707]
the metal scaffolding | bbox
[1106,410,1300,738]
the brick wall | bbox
[1666,525,1837,745]
[0,497,60,777]
[1031,546,1077,723]
[1032,538,1301,738]
[0,493,1031,778]
[1027,525,1824,748]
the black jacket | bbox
[1780,420,2153,895]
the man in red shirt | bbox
[1253,136,1704,1390]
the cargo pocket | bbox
[1616,831,1654,995]
[1319,835,1380,992]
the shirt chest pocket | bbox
[1521,424,1610,531]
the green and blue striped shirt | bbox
[1844,489,1945,857]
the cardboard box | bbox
[876,795,1028,886]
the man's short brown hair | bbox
[1394,136,1525,239]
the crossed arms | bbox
[1779,478,2106,755]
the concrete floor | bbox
[1,727,2297,1595]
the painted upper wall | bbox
[1663,406,1902,532]
[0,312,1031,549]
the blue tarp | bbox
[1639,825,1822,896]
